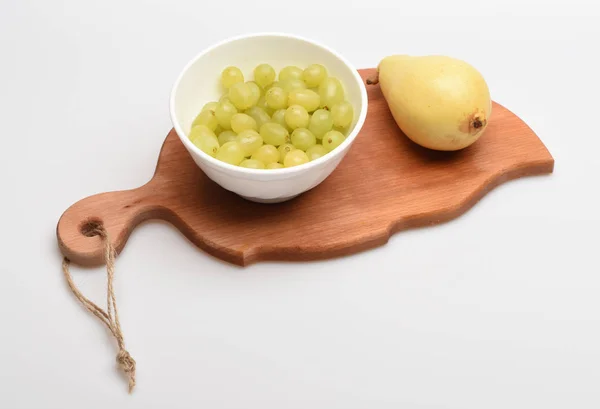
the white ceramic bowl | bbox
[169,33,368,203]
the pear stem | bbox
[366,72,379,85]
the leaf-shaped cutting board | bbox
[57,68,554,267]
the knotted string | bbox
[62,224,136,393]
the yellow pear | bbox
[368,55,492,151]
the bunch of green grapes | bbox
[187,63,355,169]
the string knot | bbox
[117,349,137,393]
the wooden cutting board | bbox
[57,68,554,267]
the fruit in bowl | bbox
[187,63,355,169]
[169,33,368,203]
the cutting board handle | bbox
[57,183,165,266]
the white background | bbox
[1,0,598,408]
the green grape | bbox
[215,101,238,130]
[280,79,307,93]
[288,89,320,112]
[271,109,291,131]
[279,66,304,82]
[189,125,220,157]
[236,129,263,157]
[291,128,316,151]
[191,109,218,131]
[284,105,310,130]
[264,81,279,91]
[244,106,271,129]
[216,141,245,165]
[240,159,266,169]
[260,122,289,146]
[303,64,327,88]
[202,101,219,113]
[251,144,279,164]
[219,94,231,104]
[218,130,237,145]
[256,96,274,116]
[221,66,244,89]
[331,101,354,128]
[318,77,344,109]
[230,113,257,133]
[265,87,288,110]
[322,130,346,152]
[253,64,276,89]
[229,82,254,110]
[333,124,349,135]
[306,144,328,161]
[247,81,262,106]
[267,162,284,169]
[277,143,295,163]
[308,108,333,139]
[284,149,309,167]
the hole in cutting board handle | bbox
[79,218,104,237]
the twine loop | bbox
[62,223,136,393]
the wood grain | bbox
[57,68,554,267]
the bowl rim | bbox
[169,32,369,176]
